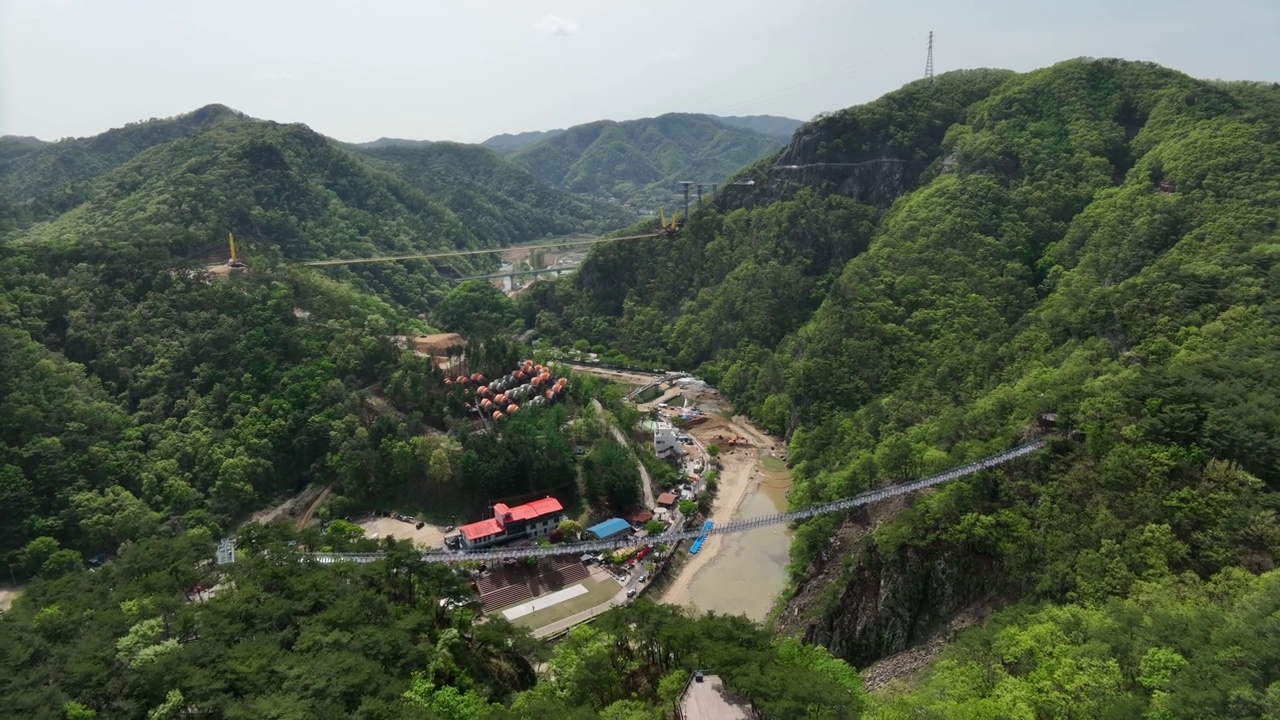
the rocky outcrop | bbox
[802,541,999,667]
[775,497,1002,670]
[717,129,932,211]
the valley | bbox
[2,49,1279,720]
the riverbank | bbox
[660,400,794,620]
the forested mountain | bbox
[0,105,245,214]
[481,129,566,154]
[349,141,636,243]
[356,137,435,148]
[711,114,804,138]
[523,59,1280,714]
[480,114,800,157]
[506,113,787,210]
[0,103,637,569]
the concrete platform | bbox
[680,675,753,720]
[500,583,588,620]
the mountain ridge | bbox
[506,112,789,210]
[520,57,1280,700]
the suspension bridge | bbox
[217,438,1048,566]
[299,233,663,267]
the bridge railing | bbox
[217,439,1047,566]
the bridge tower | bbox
[925,31,934,82]
[678,181,693,220]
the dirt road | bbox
[637,385,684,411]
[247,485,325,526]
[0,584,24,613]
[563,363,660,387]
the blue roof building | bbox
[587,517,632,540]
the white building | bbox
[654,421,683,458]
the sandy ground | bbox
[637,384,684,411]
[661,404,789,608]
[356,517,448,549]
[563,363,662,387]
[0,585,24,613]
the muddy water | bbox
[684,473,794,621]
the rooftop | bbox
[460,496,564,541]
[657,492,678,506]
[586,517,632,539]
[459,517,503,541]
[495,497,564,522]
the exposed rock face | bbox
[775,497,1001,670]
[802,541,999,667]
[717,126,933,211]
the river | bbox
[680,465,794,621]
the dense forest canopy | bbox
[523,57,1280,705]
[348,141,636,243]
[506,113,789,211]
[5,56,1280,719]
[0,528,864,719]
[0,103,639,568]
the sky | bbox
[2,0,1278,144]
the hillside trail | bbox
[297,483,334,527]
[593,398,655,507]
[247,484,325,526]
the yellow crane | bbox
[227,233,246,268]
[658,209,681,236]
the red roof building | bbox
[458,496,566,550]
[656,492,678,507]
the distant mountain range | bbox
[499,113,796,211]
[480,129,566,154]
[479,114,801,154]
[0,104,630,275]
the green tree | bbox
[435,280,517,339]
[583,440,643,511]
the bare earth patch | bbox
[356,517,447,549]
[0,584,26,613]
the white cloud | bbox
[534,14,581,37]
[252,71,296,82]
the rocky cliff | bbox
[775,495,1004,669]
[716,68,1012,211]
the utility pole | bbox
[925,31,934,82]
[678,181,693,221]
